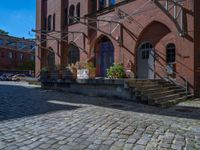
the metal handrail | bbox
[154,62,188,96]
[148,52,189,96]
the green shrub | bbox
[40,67,49,74]
[107,64,126,79]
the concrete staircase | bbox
[127,79,192,107]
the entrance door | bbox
[99,42,114,77]
[48,50,55,70]
[137,42,154,79]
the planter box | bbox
[77,69,96,79]
[89,69,96,79]
[63,68,77,80]
[77,69,89,79]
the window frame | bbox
[8,51,13,60]
[166,43,176,64]
[0,39,4,45]
[69,5,75,25]
[76,3,81,21]
[68,44,80,65]
[48,15,52,31]
[53,13,56,31]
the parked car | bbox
[0,73,14,81]
[0,74,8,81]
[11,74,26,81]
[7,74,14,81]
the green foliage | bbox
[0,29,9,35]
[17,61,35,70]
[85,62,96,71]
[107,64,126,79]
[40,67,49,74]
[55,64,65,70]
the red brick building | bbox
[36,0,200,96]
[0,34,35,72]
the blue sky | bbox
[0,0,36,39]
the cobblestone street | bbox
[0,81,200,150]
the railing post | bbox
[165,0,169,10]
[185,77,188,97]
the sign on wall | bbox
[77,69,89,79]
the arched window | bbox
[48,48,55,69]
[99,0,106,10]
[109,0,115,6]
[76,3,80,21]
[69,5,75,24]
[166,43,176,63]
[53,13,56,31]
[64,8,68,25]
[68,44,80,65]
[139,42,153,60]
[43,17,47,31]
[48,15,52,31]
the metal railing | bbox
[150,53,189,96]
[153,62,188,96]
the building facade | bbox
[36,0,200,96]
[0,34,35,72]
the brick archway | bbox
[135,21,171,78]
[47,47,55,70]
[94,35,115,77]
[67,43,80,65]
[135,21,171,49]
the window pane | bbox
[0,39,3,45]
[166,43,176,63]
[109,0,115,6]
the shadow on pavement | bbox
[0,83,200,121]
[0,84,81,121]
[51,92,200,121]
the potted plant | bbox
[85,62,96,79]
[65,63,78,80]
[107,64,126,79]
[40,67,49,81]
[55,64,65,80]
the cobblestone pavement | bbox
[0,81,200,150]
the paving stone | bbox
[0,81,200,150]
[103,140,114,146]
[0,141,6,149]
[58,145,73,150]
[99,144,110,150]
[124,143,133,150]
[39,143,51,149]
[126,138,137,144]
[137,138,150,146]
[132,145,145,150]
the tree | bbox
[0,29,9,35]
[17,61,35,70]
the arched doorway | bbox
[95,36,114,77]
[136,21,171,79]
[137,42,154,79]
[68,44,80,65]
[47,48,55,70]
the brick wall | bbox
[194,0,200,96]
[36,0,197,94]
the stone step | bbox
[148,89,186,98]
[137,84,179,91]
[127,79,163,85]
[128,81,173,89]
[141,86,183,96]
[128,79,191,107]
[157,95,192,108]
[128,82,157,88]
[153,92,187,103]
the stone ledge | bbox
[41,79,135,101]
